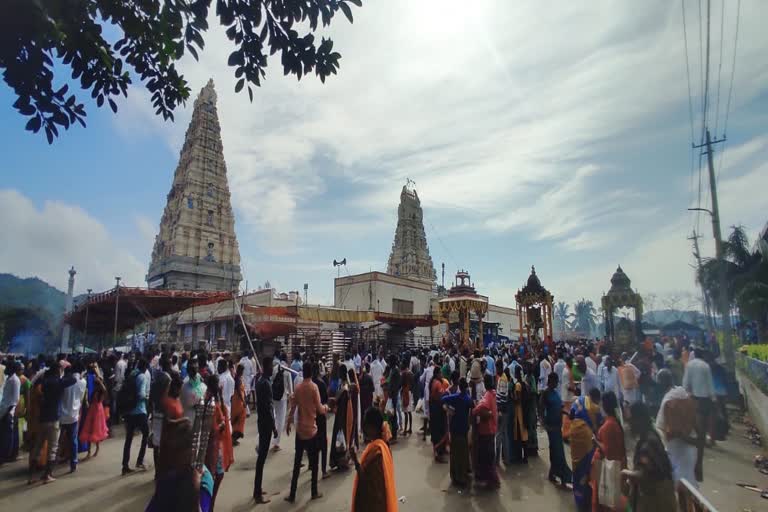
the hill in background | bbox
[0,273,67,319]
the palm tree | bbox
[554,301,573,339]
[572,299,598,338]
[697,226,766,329]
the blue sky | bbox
[2,0,767,313]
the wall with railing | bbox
[735,352,768,448]
[736,352,768,395]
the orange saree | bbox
[351,439,397,512]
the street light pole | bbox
[113,277,121,351]
[85,289,92,351]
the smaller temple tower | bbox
[386,182,437,283]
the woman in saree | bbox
[330,367,353,471]
[79,369,109,458]
[591,391,626,511]
[472,374,499,488]
[230,363,247,445]
[623,402,677,512]
[428,366,450,462]
[348,367,361,450]
[204,374,233,512]
[146,417,214,512]
[509,366,529,464]
[524,362,539,456]
[570,387,602,512]
[350,407,398,512]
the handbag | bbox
[335,430,347,453]
[598,459,623,509]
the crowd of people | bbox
[0,330,727,511]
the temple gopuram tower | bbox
[386,182,437,283]
[146,79,242,291]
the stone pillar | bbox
[477,312,483,351]
[61,266,76,353]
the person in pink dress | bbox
[79,367,109,458]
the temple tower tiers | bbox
[386,184,437,283]
[146,79,242,291]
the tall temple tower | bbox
[386,182,437,283]
[146,79,242,291]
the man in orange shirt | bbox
[285,362,329,503]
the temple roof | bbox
[608,265,632,294]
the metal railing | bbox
[677,478,718,511]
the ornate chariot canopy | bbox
[601,265,643,314]
[515,266,553,307]
[438,270,488,350]
[515,266,554,343]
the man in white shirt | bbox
[553,352,566,384]
[271,357,294,451]
[682,347,715,482]
[352,347,362,374]
[239,351,255,410]
[370,350,387,400]
[598,356,622,402]
[538,355,552,392]
[578,356,598,397]
[59,364,87,472]
[217,359,235,413]
[409,353,420,374]
[114,353,127,391]
[585,351,598,373]
[0,361,21,463]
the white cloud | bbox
[0,189,146,292]
[101,0,768,303]
[134,214,157,248]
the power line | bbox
[681,0,698,232]
[717,0,741,185]
[701,0,711,144]
[697,0,705,142]
[681,0,697,146]
[712,0,725,137]
[722,0,741,140]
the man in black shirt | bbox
[388,355,401,441]
[28,360,76,484]
[253,356,278,504]
[312,362,330,478]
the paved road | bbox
[0,413,765,511]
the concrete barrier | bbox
[736,356,768,439]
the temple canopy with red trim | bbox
[65,287,232,334]
[241,305,438,328]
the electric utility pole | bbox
[693,129,734,372]
[688,230,714,331]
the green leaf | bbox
[108,98,117,113]
[248,86,253,102]
[235,78,244,92]
[187,44,199,60]
[25,116,41,132]
[339,2,353,23]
